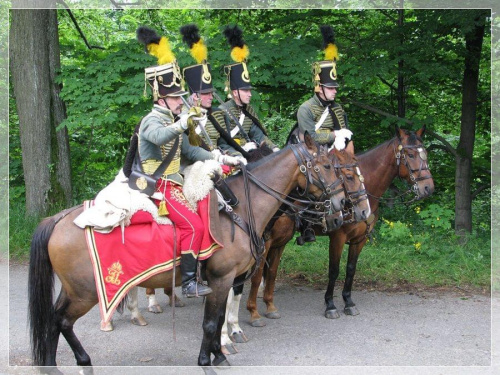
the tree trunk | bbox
[454,13,485,236]
[48,9,72,207]
[10,8,72,217]
[397,9,405,118]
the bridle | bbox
[395,142,432,201]
[291,143,345,204]
[333,158,368,224]
[228,142,344,287]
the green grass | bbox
[9,202,491,293]
[279,230,491,292]
[9,203,69,260]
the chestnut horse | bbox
[28,133,345,370]
[246,126,434,326]
[219,141,371,350]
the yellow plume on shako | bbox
[137,26,176,65]
[324,43,338,61]
[320,25,339,61]
[148,37,175,65]
[180,24,208,64]
[224,25,250,62]
[191,40,208,63]
[230,45,249,63]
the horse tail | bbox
[28,216,57,366]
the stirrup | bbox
[182,280,213,298]
[302,228,316,243]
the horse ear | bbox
[345,140,355,155]
[304,131,314,149]
[416,124,426,138]
[395,124,403,141]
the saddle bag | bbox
[128,137,179,197]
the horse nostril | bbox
[340,198,346,207]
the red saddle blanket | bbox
[83,195,222,324]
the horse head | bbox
[330,141,371,222]
[297,132,346,213]
[395,125,435,199]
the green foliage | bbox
[418,203,454,231]
[280,228,490,290]
[8,9,491,285]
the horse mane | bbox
[356,129,422,159]
[224,148,284,183]
[355,137,395,157]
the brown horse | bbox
[28,133,345,370]
[246,126,434,326]
[245,141,370,327]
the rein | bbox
[229,142,340,287]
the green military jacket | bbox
[194,113,221,152]
[138,105,213,185]
[297,94,347,146]
[212,99,276,155]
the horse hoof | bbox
[131,317,148,326]
[213,355,231,367]
[148,305,163,314]
[40,366,65,375]
[230,332,249,343]
[325,309,340,319]
[344,306,360,316]
[250,318,266,327]
[222,343,238,355]
[100,320,114,332]
[79,366,94,375]
[202,367,218,375]
[170,299,185,308]
[265,311,281,319]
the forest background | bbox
[7,7,494,291]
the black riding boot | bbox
[181,254,212,298]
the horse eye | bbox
[346,175,354,181]
[324,164,331,169]
[408,154,415,159]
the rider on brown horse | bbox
[135,26,241,298]
[294,25,353,243]
[211,25,280,161]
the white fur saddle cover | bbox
[74,160,222,233]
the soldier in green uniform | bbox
[180,24,247,168]
[212,25,279,159]
[294,26,353,245]
[136,26,241,298]
[297,25,352,150]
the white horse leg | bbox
[228,290,249,343]
[128,286,147,326]
[221,288,238,355]
[147,289,163,313]
[257,277,265,298]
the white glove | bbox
[219,154,241,166]
[333,129,353,151]
[242,141,257,152]
[272,147,280,152]
[211,149,222,160]
[179,107,207,130]
[179,113,190,130]
[236,156,248,165]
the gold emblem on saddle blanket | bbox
[105,261,124,285]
